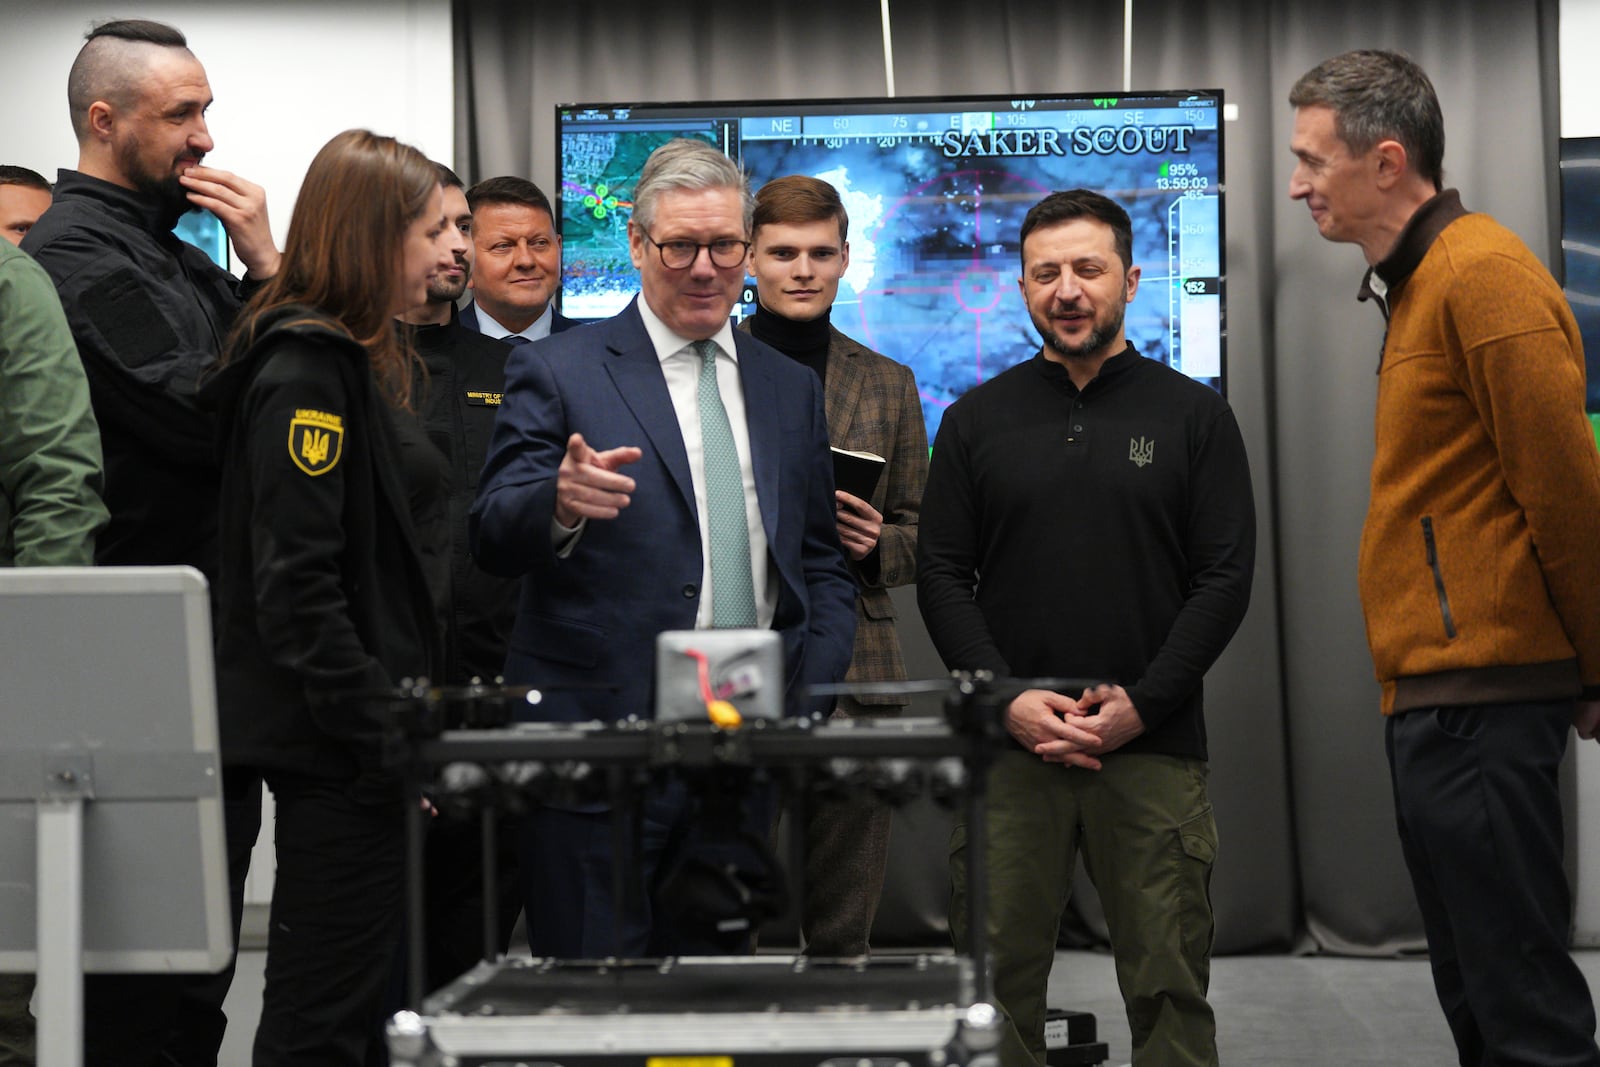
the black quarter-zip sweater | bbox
[916,347,1255,761]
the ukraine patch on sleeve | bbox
[288,408,345,475]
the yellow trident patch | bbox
[288,409,345,476]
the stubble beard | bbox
[1036,301,1126,364]
[118,136,193,220]
[426,270,469,305]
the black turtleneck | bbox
[748,302,831,386]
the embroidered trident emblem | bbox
[1129,436,1154,468]
[288,409,345,476]
[302,429,331,468]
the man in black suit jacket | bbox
[471,138,857,957]
[459,175,578,342]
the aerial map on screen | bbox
[1559,135,1600,450]
[558,92,1224,443]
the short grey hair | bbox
[631,138,752,235]
[1289,49,1445,191]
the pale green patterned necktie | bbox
[693,339,757,627]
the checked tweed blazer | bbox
[745,322,928,708]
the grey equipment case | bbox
[389,954,1001,1067]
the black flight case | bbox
[381,671,1108,1067]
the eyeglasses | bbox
[643,233,750,270]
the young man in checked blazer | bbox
[741,175,929,956]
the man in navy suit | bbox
[470,138,856,957]
[459,175,578,341]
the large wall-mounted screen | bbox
[1559,135,1600,450]
[557,91,1225,443]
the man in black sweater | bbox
[917,189,1255,1067]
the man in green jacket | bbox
[0,237,106,1062]
[0,238,106,567]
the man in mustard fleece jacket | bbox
[1290,49,1600,1067]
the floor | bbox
[219,943,1600,1065]
[1043,951,1600,1065]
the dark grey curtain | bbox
[455,0,890,189]
[455,0,1559,955]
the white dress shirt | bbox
[476,301,555,343]
[636,297,775,630]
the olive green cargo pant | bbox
[950,748,1219,1067]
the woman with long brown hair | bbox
[204,127,455,1065]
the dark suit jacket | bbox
[740,322,928,707]
[458,300,578,338]
[469,298,857,723]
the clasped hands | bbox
[1005,684,1147,770]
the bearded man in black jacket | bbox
[918,189,1255,1067]
[21,18,280,1067]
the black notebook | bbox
[831,447,886,501]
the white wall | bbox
[1562,0,1600,944]
[0,0,455,256]
[1562,0,1600,139]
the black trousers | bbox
[517,777,778,959]
[1388,702,1600,1067]
[252,773,404,1067]
[420,810,521,992]
[82,768,262,1067]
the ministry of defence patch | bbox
[288,408,344,476]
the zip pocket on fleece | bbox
[1421,516,1457,639]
